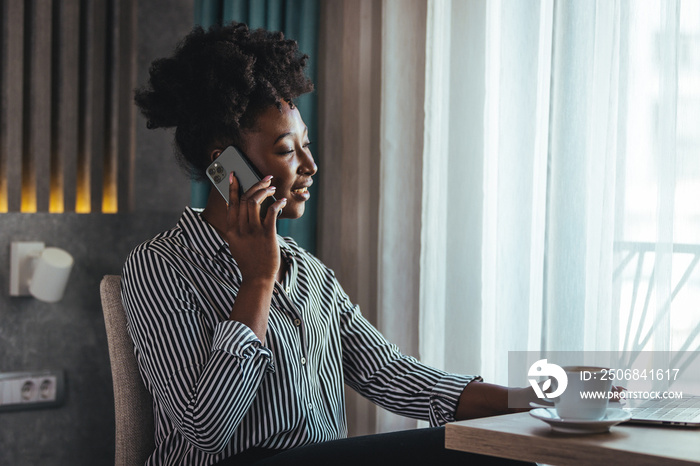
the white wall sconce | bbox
[9,242,74,303]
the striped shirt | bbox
[121,207,478,465]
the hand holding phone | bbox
[206,146,279,218]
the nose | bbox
[298,148,317,176]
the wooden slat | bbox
[105,0,136,213]
[0,1,3,212]
[25,0,53,212]
[77,0,107,213]
[52,0,80,213]
[103,0,119,213]
[90,0,106,214]
[115,0,136,213]
[75,0,90,212]
[2,0,24,212]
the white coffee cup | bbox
[553,366,613,421]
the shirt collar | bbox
[178,207,228,259]
[277,235,295,257]
[179,207,297,259]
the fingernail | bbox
[270,186,276,191]
[281,198,287,204]
[229,172,234,184]
[263,175,273,182]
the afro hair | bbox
[134,22,314,180]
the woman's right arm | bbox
[121,173,286,454]
[220,172,286,342]
[121,248,273,454]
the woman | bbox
[122,22,534,465]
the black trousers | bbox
[216,427,534,465]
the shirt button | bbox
[293,318,301,327]
[300,357,306,365]
[308,403,313,410]
[285,286,291,294]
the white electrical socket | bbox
[0,370,65,411]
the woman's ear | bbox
[210,149,222,162]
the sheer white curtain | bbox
[379,0,554,393]
[378,0,700,422]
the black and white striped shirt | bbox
[121,207,477,465]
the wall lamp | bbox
[9,242,74,303]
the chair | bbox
[100,275,154,466]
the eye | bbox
[277,141,312,155]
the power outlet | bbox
[0,370,65,412]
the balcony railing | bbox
[613,241,700,374]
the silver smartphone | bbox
[206,146,278,218]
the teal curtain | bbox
[192,0,320,253]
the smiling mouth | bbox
[291,187,308,195]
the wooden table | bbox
[445,412,700,466]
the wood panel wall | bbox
[0,0,136,213]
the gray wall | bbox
[0,1,193,464]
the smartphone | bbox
[206,146,278,218]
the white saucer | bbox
[529,408,632,434]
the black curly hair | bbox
[134,22,314,181]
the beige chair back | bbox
[100,275,154,466]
